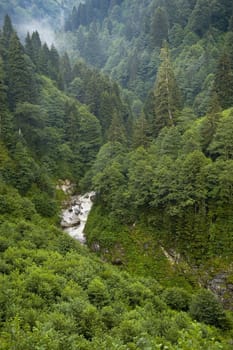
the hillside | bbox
[0,1,233,348]
[61,0,233,116]
[0,0,80,25]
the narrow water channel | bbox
[61,191,95,243]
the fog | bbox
[18,18,58,46]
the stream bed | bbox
[61,191,95,243]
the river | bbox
[61,191,95,243]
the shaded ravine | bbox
[61,191,95,243]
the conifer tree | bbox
[0,56,13,144]
[200,91,221,155]
[0,56,7,110]
[84,22,105,67]
[151,7,169,48]
[60,52,72,89]
[38,43,50,75]
[8,32,35,108]
[153,44,181,137]
[48,44,60,82]
[132,113,150,148]
[188,0,211,37]
[2,14,14,51]
[25,32,33,58]
[107,113,126,144]
[31,31,42,68]
[213,51,233,109]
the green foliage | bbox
[60,0,232,116]
[163,287,191,311]
[189,289,229,329]
[0,186,229,349]
[151,7,169,48]
[0,9,233,350]
[153,44,182,136]
[208,110,233,159]
[8,32,36,108]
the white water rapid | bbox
[61,191,95,243]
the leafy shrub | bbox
[189,289,229,329]
[163,287,191,311]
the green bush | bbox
[163,287,191,311]
[189,289,229,329]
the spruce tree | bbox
[213,51,233,109]
[31,31,42,69]
[25,32,33,58]
[60,52,72,89]
[48,44,60,83]
[200,91,221,155]
[2,14,14,51]
[151,7,169,48]
[38,43,50,75]
[8,32,34,108]
[107,113,126,144]
[153,44,181,137]
[132,113,150,148]
[0,56,13,144]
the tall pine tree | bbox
[151,7,169,48]
[213,51,233,109]
[0,56,13,144]
[152,44,182,137]
[8,32,35,108]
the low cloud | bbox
[18,18,57,46]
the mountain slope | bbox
[61,0,233,115]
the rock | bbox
[73,219,81,227]
[208,272,233,310]
[90,194,95,202]
[112,258,123,265]
[56,179,75,194]
[91,242,100,252]
[74,208,80,215]
[68,208,73,213]
[61,217,80,228]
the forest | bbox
[0,0,233,348]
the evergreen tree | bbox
[0,56,7,112]
[200,90,222,155]
[30,31,42,68]
[153,44,182,137]
[107,113,126,144]
[84,22,105,67]
[25,32,33,58]
[60,52,72,89]
[2,14,14,51]
[0,56,12,144]
[8,32,35,108]
[38,43,50,75]
[48,44,60,83]
[213,51,233,109]
[132,113,150,148]
[188,0,211,37]
[151,7,169,48]
[211,0,233,32]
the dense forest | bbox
[1,0,233,348]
